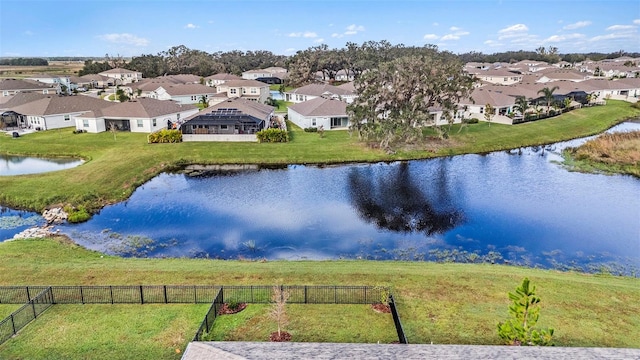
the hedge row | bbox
[148,129,182,143]
[256,128,289,143]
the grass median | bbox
[1,101,638,214]
[0,237,639,357]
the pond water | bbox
[0,155,84,176]
[43,122,640,274]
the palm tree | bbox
[537,86,559,115]
[513,96,530,119]
[199,95,208,109]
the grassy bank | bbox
[1,101,638,213]
[0,237,639,355]
[563,129,640,177]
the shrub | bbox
[256,128,289,143]
[304,127,318,132]
[226,299,241,311]
[466,118,479,124]
[64,205,91,223]
[148,129,182,143]
[497,278,554,346]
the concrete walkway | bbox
[182,342,640,360]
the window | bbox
[250,88,257,94]
[177,113,180,120]
[312,118,316,126]
[221,125,228,130]
[137,119,143,127]
[242,88,246,94]
[83,119,89,128]
[152,119,156,126]
[64,115,70,122]
[230,89,237,95]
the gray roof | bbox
[79,98,196,119]
[182,342,640,360]
[99,67,140,74]
[4,93,112,116]
[159,84,217,96]
[0,78,55,91]
[205,73,242,81]
[220,79,269,88]
[289,83,355,97]
[184,97,274,122]
[288,97,347,117]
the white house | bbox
[98,68,143,85]
[287,97,349,130]
[285,83,357,104]
[204,73,242,87]
[468,69,523,85]
[75,97,199,133]
[0,79,57,97]
[215,79,270,103]
[148,84,217,105]
[3,93,113,130]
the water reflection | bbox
[348,161,463,235]
[0,155,84,176]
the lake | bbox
[46,122,640,274]
[0,155,84,176]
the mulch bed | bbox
[269,331,292,342]
[218,302,247,315]
[371,303,391,313]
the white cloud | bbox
[284,48,296,53]
[423,34,439,40]
[499,24,528,33]
[634,19,640,25]
[544,33,586,43]
[606,24,636,31]
[314,38,324,43]
[484,40,502,47]
[98,33,149,46]
[333,24,365,38]
[432,22,439,26]
[185,23,198,29]
[288,31,318,38]
[440,27,469,42]
[563,21,591,30]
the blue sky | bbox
[1,0,639,58]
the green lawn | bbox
[0,304,20,319]
[0,237,638,354]
[205,304,397,343]
[1,100,638,214]
[0,304,208,360]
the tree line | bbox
[0,58,48,66]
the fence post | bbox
[194,285,197,304]
[304,286,308,304]
[80,286,84,304]
[139,285,144,304]
[204,314,209,333]
[163,286,168,304]
[334,286,337,304]
[49,286,55,305]
[26,287,31,302]
[251,286,253,303]
[110,286,114,304]
[31,300,37,319]
[11,314,16,335]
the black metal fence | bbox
[0,285,407,345]
[388,294,408,344]
[0,287,54,345]
[0,285,222,304]
[193,289,223,341]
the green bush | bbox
[304,127,318,133]
[64,205,91,223]
[466,118,479,124]
[226,299,241,311]
[147,129,182,143]
[256,128,289,143]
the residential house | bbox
[75,97,198,133]
[25,74,71,90]
[334,69,354,82]
[98,68,143,85]
[468,68,523,85]
[0,79,57,97]
[537,69,588,83]
[180,97,275,142]
[458,88,517,124]
[204,73,242,87]
[285,83,357,104]
[287,97,349,130]
[2,93,113,130]
[147,84,217,105]
[79,74,113,88]
[241,67,287,80]
[215,79,270,103]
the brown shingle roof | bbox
[6,94,113,116]
[288,97,347,117]
[160,84,217,96]
[289,83,355,97]
[85,98,196,118]
[0,79,55,91]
